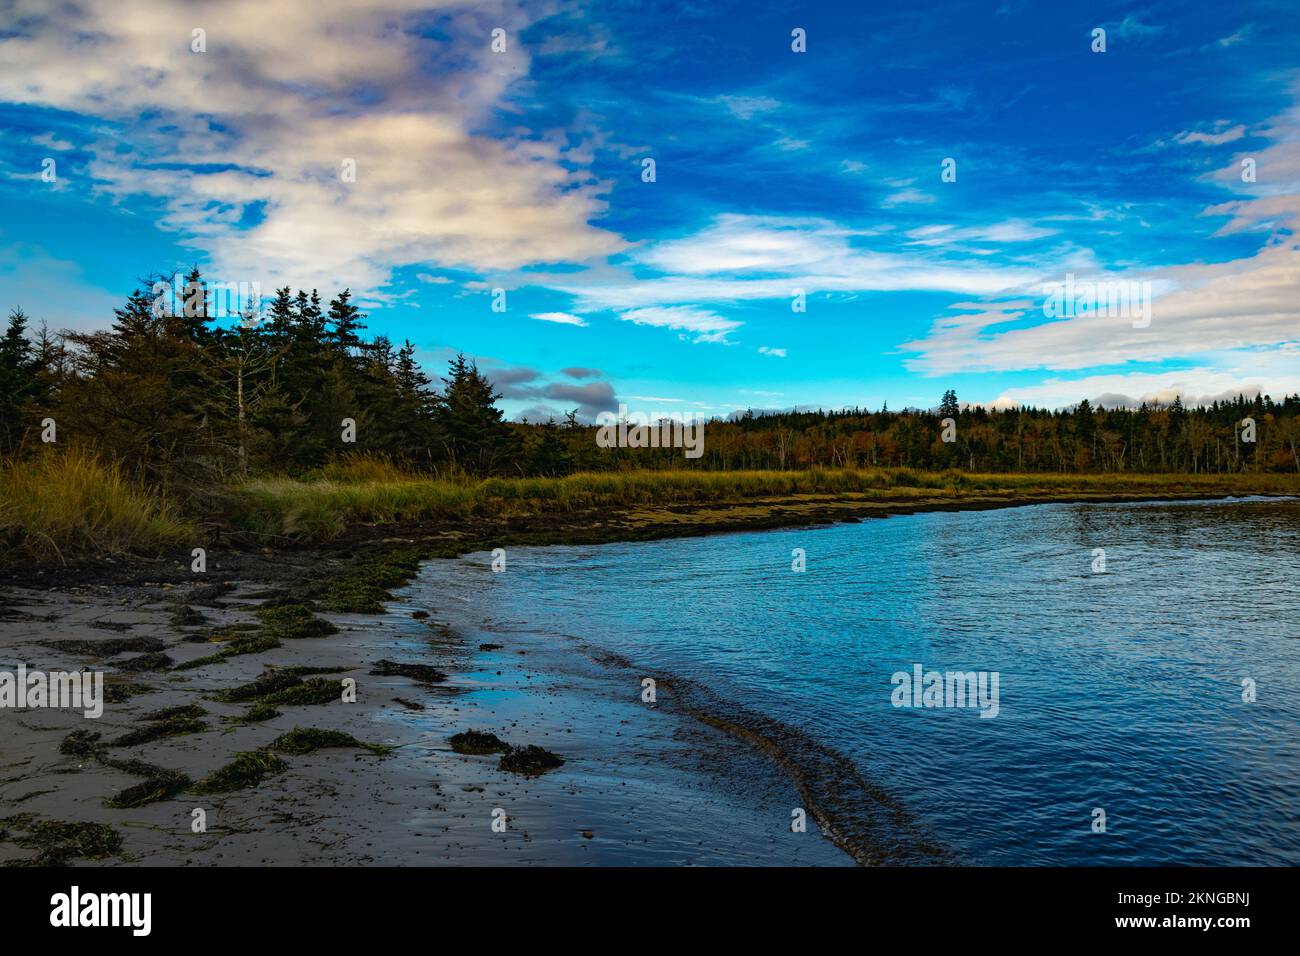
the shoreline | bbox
[2,488,1295,866]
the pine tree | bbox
[61,280,228,490]
[432,354,518,474]
[0,308,43,452]
[326,290,367,357]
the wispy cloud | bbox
[530,311,589,326]
[618,305,742,344]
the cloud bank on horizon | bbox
[0,0,1297,420]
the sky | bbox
[1,0,1298,422]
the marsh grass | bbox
[0,448,192,565]
[232,464,1299,542]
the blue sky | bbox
[1,0,1298,421]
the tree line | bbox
[2,271,1297,495]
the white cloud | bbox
[882,188,936,207]
[713,95,781,120]
[758,346,786,357]
[903,88,1300,376]
[0,0,625,292]
[1174,125,1247,146]
[906,219,1058,246]
[530,311,588,326]
[553,214,1043,313]
[618,305,741,344]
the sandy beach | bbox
[0,539,851,866]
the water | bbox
[415,497,1300,865]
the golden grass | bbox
[231,460,1299,542]
[0,449,193,566]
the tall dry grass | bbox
[230,456,1299,542]
[0,448,192,566]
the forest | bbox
[2,270,1298,503]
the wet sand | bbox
[0,564,848,866]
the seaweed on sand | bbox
[0,818,123,866]
[255,604,337,640]
[317,549,424,613]
[258,678,343,706]
[105,769,191,809]
[171,633,281,670]
[268,727,390,756]
[114,652,174,672]
[141,704,206,721]
[498,745,565,775]
[59,729,103,757]
[42,636,165,657]
[170,605,209,627]
[369,659,446,684]
[110,715,207,747]
[191,751,287,794]
[213,669,310,702]
[103,681,153,703]
[219,701,281,725]
[449,730,509,755]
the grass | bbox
[0,448,192,566]
[4,449,1295,562]
[231,465,1300,543]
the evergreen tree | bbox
[432,354,518,474]
[326,290,367,357]
[0,309,44,452]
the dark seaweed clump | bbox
[42,636,165,657]
[213,669,311,702]
[105,769,191,809]
[223,701,281,724]
[170,605,209,627]
[259,678,344,706]
[268,727,391,756]
[191,751,287,794]
[498,745,564,775]
[369,659,446,684]
[318,550,424,613]
[449,730,509,755]
[0,818,123,866]
[110,714,207,747]
[172,633,281,670]
[115,651,174,672]
[103,681,153,703]
[60,729,103,757]
[141,704,206,721]
[256,604,338,640]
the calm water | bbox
[417,498,1300,865]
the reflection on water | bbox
[418,497,1300,865]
